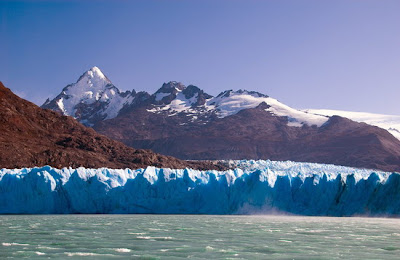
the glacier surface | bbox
[1,160,399,216]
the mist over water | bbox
[0,215,399,259]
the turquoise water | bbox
[0,215,399,259]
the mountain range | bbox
[41,67,400,172]
[0,81,223,170]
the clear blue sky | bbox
[1,0,399,114]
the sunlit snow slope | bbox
[1,160,399,216]
[42,67,135,126]
[305,109,400,140]
[208,90,328,127]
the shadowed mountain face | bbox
[0,82,225,170]
[43,67,400,172]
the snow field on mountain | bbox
[148,91,201,115]
[148,90,329,127]
[305,109,400,140]
[1,160,398,215]
[207,91,328,126]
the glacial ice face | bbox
[0,160,399,216]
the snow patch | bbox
[56,98,66,114]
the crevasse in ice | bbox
[0,160,399,216]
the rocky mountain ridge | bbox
[43,67,329,128]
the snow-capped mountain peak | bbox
[77,65,108,80]
[153,81,185,103]
[64,67,113,102]
[73,66,112,92]
[87,66,107,79]
[42,67,135,126]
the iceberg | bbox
[0,160,399,216]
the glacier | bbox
[0,160,399,216]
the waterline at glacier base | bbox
[0,160,399,216]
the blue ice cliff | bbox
[0,160,399,216]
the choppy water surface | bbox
[0,215,399,259]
